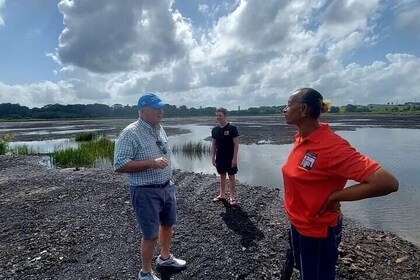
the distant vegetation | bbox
[0,133,41,155]
[75,132,96,142]
[0,134,13,155]
[1,132,212,168]
[1,102,419,120]
[8,145,39,155]
[0,131,114,167]
[52,137,114,168]
[342,103,420,114]
[172,141,211,157]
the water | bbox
[8,139,79,154]
[336,128,420,246]
[169,125,420,247]
[4,122,420,246]
[169,125,289,188]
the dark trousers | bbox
[290,216,343,280]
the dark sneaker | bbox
[138,271,160,280]
[156,254,186,272]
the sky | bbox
[0,0,419,110]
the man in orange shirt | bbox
[282,88,398,280]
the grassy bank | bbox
[52,137,114,168]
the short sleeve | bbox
[231,125,239,138]
[328,140,381,182]
[113,129,136,171]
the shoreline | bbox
[1,155,419,279]
[2,114,420,143]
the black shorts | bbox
[216,162,238,175]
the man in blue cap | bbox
[114,93,186,280]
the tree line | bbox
[0,102,418,120]
[0,103,287,119]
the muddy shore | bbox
[1,155,419,280]
[2,114,420,144]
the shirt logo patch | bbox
[224,131,230,136]
[299,151,317,170]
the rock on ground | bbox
[0,155,419,280]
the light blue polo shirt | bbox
[114,118,172,187]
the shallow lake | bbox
[4,120,420,246]
[170,125,420,247]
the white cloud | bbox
[0,79,110,108]
[320,0,379,36]
[0,0,5,27]
[53,0,194,73]
[198,4,208,14]
[1,0,419,109]
[210,1,292,51]
[312,54,420,105]
[395,7,420,37]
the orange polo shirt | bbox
[282,123,380,238]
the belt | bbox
[138,180,170,188]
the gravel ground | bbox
[1,155,419,280]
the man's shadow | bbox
[220,200,265,248]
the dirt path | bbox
[1,155,419,279]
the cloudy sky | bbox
[0,0,419,110]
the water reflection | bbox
[8,139,79,154]
[169,126,420,246]
[335,128,420,245]
[168,124,288,188]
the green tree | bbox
[344,104,357,112]
[329,106,340,113]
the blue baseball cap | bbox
[137,93,165,109]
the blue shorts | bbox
[129,181,177,240]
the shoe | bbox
[156,254,187,272]
[138,271,159,280]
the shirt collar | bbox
[138,118,161,134]
[294,123,329,144]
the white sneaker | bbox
[138,270,160,280]
[156,254,187,272]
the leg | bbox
[129,186,161,274]
[213,163,228,201]
[290,225,302,274]
[156,185,186,271]
[159,225,173,259]
[291,220,342,280]
[218,173,227,198]
[140,238,158,273]
[228,174,236,202]
[227,166,238,204]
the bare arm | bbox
[231,136,239,167]
[115,157,169,173]
[318,167,399,216]
[211,138,217,166]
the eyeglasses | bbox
[156,140,167,154]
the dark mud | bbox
[222,114,420,145]
[1,156,419,280]
[2,114,420,144]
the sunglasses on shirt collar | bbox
[156,140,167,154]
